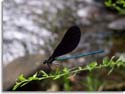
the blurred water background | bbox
[3,0,125,91]
[3,0,125,66]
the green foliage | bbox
[85,73,102,91]
[105,0,125,14]
[86,62,97,71]
[13,56,125,90]
[62,72,71,91]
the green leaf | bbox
[18,74,26,81]
[53,75,61,80]
[12,82,21,90]
[109,56,115,62]
[86,62,97,71]
[33,72,38,78]
[63,67,69,73]
[117,55,125,62]
[103,57,109,65]
[108,67,114,75]
[40,70,48,77]
[88,62,97,68]
[20,81,29,87]
[78,66,82,70]
[105,0,125,14]
[28,77,34,80]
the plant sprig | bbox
[13,56,125,90]
[105,0,125,14]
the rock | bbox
[108,18,125,31]
[3,54,47,91]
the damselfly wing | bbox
[43,26,81,68]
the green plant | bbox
[62,71,71,91]
[13,56,125,90]
[105,0,125,14]
[85,73,102,91]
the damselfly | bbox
[43,25,104,69]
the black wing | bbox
[51,25,81,58]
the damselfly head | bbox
[43,59,48,64]
[43,57,55,64]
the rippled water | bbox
[3,0,125,66]
[3,0,58,65]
